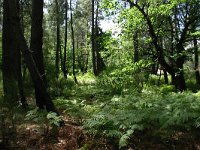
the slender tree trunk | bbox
[63,0,68,78]
[0,1,2,26]
[6,0,58,113]
[70,0,77,83]
[163,69,168,84]
[193,37,200,85]
[16,0,27,107]
[84,21,89,72]
[17,50,27,107]
[95,2,105,74]
[30,0,47,108]
[91,0,97,75]
[55,0,60,78]
[160,37,168,84]
[169,16,175,85]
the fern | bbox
[84,90,200,148]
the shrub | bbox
[160,85,176,94]
[97,60,151,94]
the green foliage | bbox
[97,60,151,93]
[47,112,62,127]
[55,98,101,123]
[25,108,62,133]
[84,90,200,148]
[49,76,76,98]
[160,85,176,94]
[186,79,200,92]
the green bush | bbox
[49,76,76,97]
[97,60,151,94]
[160,85,176,94]
[186,79,200,92]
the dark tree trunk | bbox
[55,0,60,78]
[2,0,19,104]
[63,0,68,78]
[91,0,97,75]
[16,0,27,107]
[174,71,186,91]
[193,37,200,85]
[95,2,105,74]
[163,69,168,84]
[133,30,139,62]
[6,0,58,113]
[0,1,2,26]
[174,43,186,91]
[30,0,47,108]
[17,51,27,107]
[70,0,77,83]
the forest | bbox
[0,0,200,149]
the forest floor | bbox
[1,76,200,150]
[2,115,200,150]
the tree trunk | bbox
[95,2,105,74]
[174,43,186,91]
[16,0,27,107]
[2,0,19,104]
[91,0,97,75]
[63,0,68,78]
[163,69,168,84]
[6,0,58,113]
[70,0,77,83]
[55,0,60,78]
[0,1,2,26]
[30,0,47,108]
[17,51,27,107]
[193,37,200,85]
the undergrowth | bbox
[83,90,200,148]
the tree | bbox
[95,1,106,74]
[193,36,200,84]
[2,0,20,104]
[30,0,47,108]
[73,0,91,73]
[91,0,97,75]
[55,0,61,78]
[3,0,58,113]
[63,0,68,78]
[70,0,77,83]
[123,0,200,91]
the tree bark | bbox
[95,2,105,74]
[17,51,27,107]
[2,0,19,104]
[91,0,97,75]
[63,0,68,78]
[6,0,58,113]
[55,0,60,78]
[70,0,77,83]
[30,0,47,108]
[193,37,200,85]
